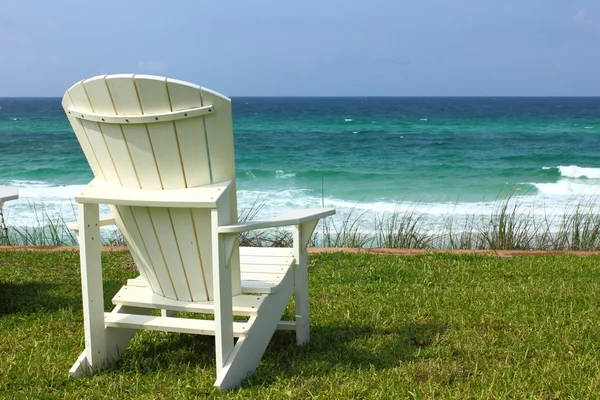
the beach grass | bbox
[2,250,600,398]
[3,192,600,251]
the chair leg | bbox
[293,223,313,345]
[214,272,294,390]
[71,203,107,376]
[293,250,310,345]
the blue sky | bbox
[1,1,599,96]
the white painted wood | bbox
[82,76,140,188]
[240,272,286,283]
[167,79,211,188]
[78,203,107,372]
[0,186,18,205]
[170,208,209,302]
[130,206,177,299]
[212,210,234,374]
[66,105,213,124]
[191,208,214,300]
[239,247,293,257]
[75,178,232,207]
[113,205,164,295]
[134,76,186,189]
[104,313,249,337]
[199,86,242,306]
[201,87,235,184]
[214,266,294,390]
[105,75,162,190]
[104,304,149,362]
[277,321,297,330]
[219,208,336,233]
[240,256,294,266]
[69,351,89,377]
[240,263,289,274]
[66,215,115,231]
[126,276,147,287]
[65,79,120,183]
[217,193,242,298]
[293,223,311,345]
[112,285,264,317]
[148,207,191,301]
[240,280,280,294]
[62,85,104,179]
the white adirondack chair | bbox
[62,74,334,390]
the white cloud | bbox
[137,60,168,73]
[572,8,595,29]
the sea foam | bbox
[4,172,600,235]
[557,165,600,179]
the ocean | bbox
[1,96,600,235]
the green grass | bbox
[2,251,600,398]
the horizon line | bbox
[2,95,600,99]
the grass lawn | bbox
[2,250,600,399]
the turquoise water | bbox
[1,97,600,229]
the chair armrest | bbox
[66,215,117,231]
[0,186,18,205]
[218,208,335,234]
[75,178,232,208]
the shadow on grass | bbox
[110,321,449,386]
[0,280,129,315]
[0,281,76,315]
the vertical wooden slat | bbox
[200,88,235,183]
[82,77,139,188]
[66,79,120,183]
[134,76,185,189]
[148,207,191,301]
[112,205,163,296]
[167,79,212,187]
[104,75,162,190]
[170,208,209,301]
[62,82,103,179]
[131,206,177,299]
[191,208,214,300]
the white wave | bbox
[275,170,296,179]
[529,179,600,197]
[4,180,600,235]
[344,118,353,122]
[420,118,427,121]
[7,180,52,188]
[1,183,109,227]
[557,165,600,179]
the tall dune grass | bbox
[3,191,600,250]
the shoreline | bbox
[1,245,599,258]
